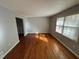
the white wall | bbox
[0,6,19,59]
[23,17,49,35]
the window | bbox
[56,17,64,33]
[56,14,79,42]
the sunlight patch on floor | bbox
[35,34,48,43]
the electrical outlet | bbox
[0,51,4,58]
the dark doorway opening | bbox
[16,17,24,41]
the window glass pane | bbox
[64,15,78,27]
[63,27,79,42]
[76,14,79,27]
[56,17,64,26]
[56,26,63,33]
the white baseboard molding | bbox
[24,32,49,36]
[50,33,79,58]
[1,40,20,59]
[24,33,28,36]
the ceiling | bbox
[0,0,79,17]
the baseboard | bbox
[50,33,79,58]
[24,33,50,36]
[24,33,28,36]
[1,40,20,59]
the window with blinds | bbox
[56,14,79,42]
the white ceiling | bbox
[0,0,79,17]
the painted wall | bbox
[0,6,19,58]
[23,17,49,35]
[49,4,79,58]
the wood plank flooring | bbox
[4,34,78,59]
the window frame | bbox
[56,14,79,42]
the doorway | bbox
[16,17,24,40]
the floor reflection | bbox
[35,34,48,43]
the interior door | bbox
[16,17,24,39]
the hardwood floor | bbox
[4,33,78,59]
